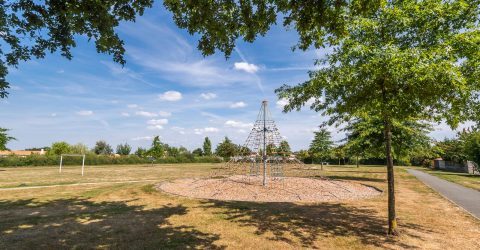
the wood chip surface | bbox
[157,175,381,202]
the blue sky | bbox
[1,2,465,151]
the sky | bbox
[1,2,467,151]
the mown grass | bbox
[411,166,480,191]
[0,164,478,249]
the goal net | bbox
[59,154,86,176]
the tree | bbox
[464,131,480,169]
[116,143,132,155]
[94,140,113,155]
[0,1,154,98]
[70,143,89,154]
[309,128,333,169]
[332,145,346,165]
[276,2,480,235]
[148,136,165,158]
[202,137,212,156]
[0,128,15,150]
[215,137,237,159]
[134,147,147,157]
[48,141,71,155]
[192,148,203,156]
[278,141,291,156]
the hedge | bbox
[0,155,223,167]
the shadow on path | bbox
[0,198,224,249]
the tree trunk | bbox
[356,155,359,168]
[320,159,323,170]
[384,120,398,235]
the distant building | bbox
[432,158,478,174]
[0,149,46,158]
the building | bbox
[0,149,46,158]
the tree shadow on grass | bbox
[0,198,224,249]
[200,200,431,249]
[325,175,385,182]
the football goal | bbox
[59,154,86,176]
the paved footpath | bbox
[407,169,480,219]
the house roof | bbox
[0,150,45,156]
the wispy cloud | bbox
[136,111,158,117]
[230,101,247,108]
[200,92,217,100]
[158,91,182,101]
[225,120,253,129]
[76,110,93,116]
[194,127,219,135]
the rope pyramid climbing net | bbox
[158,100,381,202]
[214,100,312,186]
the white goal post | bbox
[59,154,86,176]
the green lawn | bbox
[411,166,480,191]
[0,164,479,249]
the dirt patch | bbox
[157,175,381,202]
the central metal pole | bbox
[263,100,267,186]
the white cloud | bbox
[121,112,130,117]
[147,119,169,125]
[225,120,253,129]
[148,125,164,130]
[76,110,93,116]
[159,91,182,101]
[127,104,139,108]
[230,101,247,108]
[194,127,220,135]
[171,126,186,135]
[136,111,158,117]
[51,113,57,117]
[200,92,217,100]
[158,111,172,117]
[131,136,153,141]
[234,62,259,73]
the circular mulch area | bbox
[157,175,381,203]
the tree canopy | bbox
[0,0,154,98]
[343,116,432,162]
[94,140,113,155]
[275,0,480,235]
[203,137,212,156]
[0,128,15,150]
[309,128,333,164]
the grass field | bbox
[0,164,479,249]
[411,166,480,191]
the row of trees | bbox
[306,120,480,169]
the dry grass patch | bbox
[0,164,478,249]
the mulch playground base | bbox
[157,175,381,203]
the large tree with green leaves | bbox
[309,128,333,168]
[164,0,479,235]
[215,137,237,159]
[0,128,15,150]
[276,1,480,235]
[0,0,154,98]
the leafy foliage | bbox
[278,140,291,156]
[116,143,132,155]
[202,137,212,156]
[0,127,15,150]
[343,116,433,162]
[48,141,71,155]
[215,137,237,159]
[164,0,381,57]
[147,136,165,158]
[309,128,333,162]
[0,0,154,98]
[94,140,113,155]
